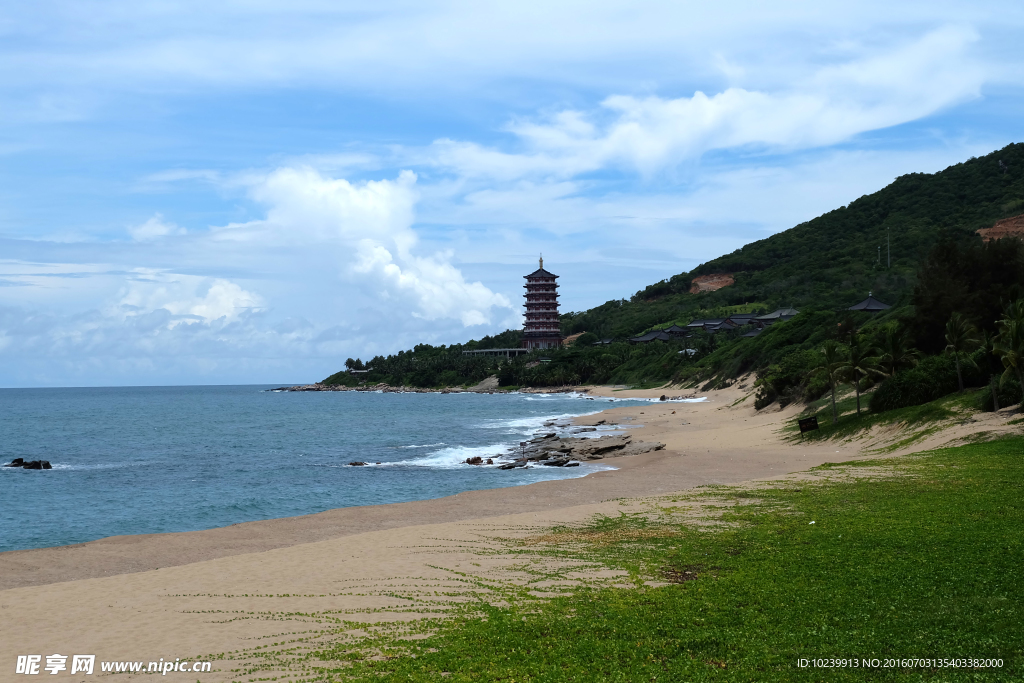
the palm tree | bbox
[839,335,882,414]
[980,331,1001,410]
[877,323,920,376]
[944,312,981,392]
[993,299,1024,391]
[809,340,848,424]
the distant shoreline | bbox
[270,381,582,394]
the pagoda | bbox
[522,256,563,350]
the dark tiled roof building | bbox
[754,307,799,322]
[629,330,675,343]
[847,294,891,313]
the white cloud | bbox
[248,167,419,247]
[353,244,511,326]
[128,214,187,241]
[227,166,512,327]
[115,271,263,325]
[0,1,1014,97]
[427,26,984,178]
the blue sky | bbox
[1,1,1022,386]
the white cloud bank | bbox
[228,167,513,327]
[430,26,984,178]
[115,271,262,325]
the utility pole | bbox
[887,228,891,269]
[877,246,880,264]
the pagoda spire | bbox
[539,253,543,269]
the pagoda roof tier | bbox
[524,268,559,278]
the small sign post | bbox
[798,416,819,440]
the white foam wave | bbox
[485,411,583,430]
[532,392,707,404]
[2,461,135,471]
[397,442,446,449]
[386,444,510,469]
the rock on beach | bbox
[496,432,664,469]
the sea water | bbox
[0,385,669,553]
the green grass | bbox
[285,438,1023,681]
[787,388,984,445]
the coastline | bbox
[270,379,583,394]
[7,382,1009,680]
[0,383,852,591]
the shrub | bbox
[978,376,1023,411]
[870,353,988,413]
[753,349,823,409]
[573,332,599,347]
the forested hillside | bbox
[562,142,1024,338]
[324,143,1024,411]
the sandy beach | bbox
[1,382,1017,681]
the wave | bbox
[385,444,511,469]
[483,411,585,430]
[518,391,706,405]
[1,461,140,472]
[397,442,446,449]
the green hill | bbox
[563,142,1024,339]
[325,142,1024,403]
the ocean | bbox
[0,385,665,553]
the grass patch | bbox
[270,438,1024,681]
[785,389,980,444]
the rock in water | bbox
[498,459,528,470]
[348,461,367,466]
[465,456,483,465]
[22,460,42,470]
[3,458,24,467]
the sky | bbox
[1,1,1023,387]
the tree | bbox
[877,323,920,377]
[809,340,849,424]
[980,331,1001,410]
[839,336,882,414]
[912,236,1024,353]
[944,312,982,392]
[993,299,1024,391]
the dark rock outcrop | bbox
[9,459,51,470]
[503,432,664,469]
[498,459,528,470]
